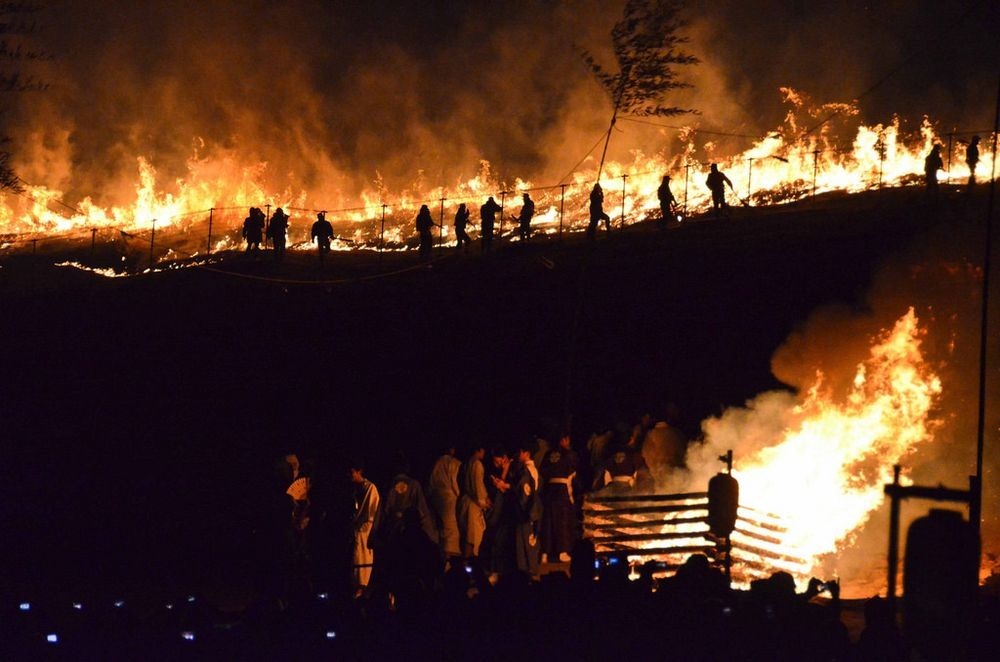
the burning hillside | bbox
[0,90,993,255]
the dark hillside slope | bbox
[0,185,986,595]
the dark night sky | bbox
[6,0,999,204]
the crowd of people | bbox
[337,411,691,605]
[235,164,756,262]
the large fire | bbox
[0,91,993,249]
[720,308,944,577]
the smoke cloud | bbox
[3,0,995,214]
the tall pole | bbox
[499,191,506,248]
[947,132,954,174]
[886,465,902,615]
[620,174,628,230]
[438,198,446,256]
[559,184,566,240]
[684,163,692,215]
[972,74,1000,547]
[149,219,156,267]
[878,135,886,189]
[206,208,214,255]
[812,150,820,196]
[379,204,386,265]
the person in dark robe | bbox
[586,183,611,238]
[453,203,472,252]
[924,144,944,197]
[657,174,678,229]
[514,192,535,241]
[706,164,733,218]
[267,207,290,260]
[415,204,435,259]
[310,211,334,264]
[966,135,980,189]
[242,207,265,253]
[512,437,542,577]
[539,431,579,563]
[479,196,502,252]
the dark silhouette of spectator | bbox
[479,196,501,252]
[856,596,906,661]
[586,183,611,238]
[453,203,472,252]
[415,204,436,260]
[924,144,944,196]
[706,164,733,218]
[540,431,579,563]
[267,207,290,260]
[966,135,980,188]
[657,174,677,228]
[514,192,535,241]
[242,207,265,253]
[251,454,300,612]
[310,211,334,264]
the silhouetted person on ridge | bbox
[924,144,944,196]
[415,204,436,260]
[657,174,678,229]
[514,192,535,241]
[706,163,733,218]
[480,196,502,253]
[267,207,290,260]
[966,135,980,189]
[586,183,611,238]
[453,202,472,252]
[242,206,265,254]
[310,211,334,264]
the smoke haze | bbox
[4,1,997,209]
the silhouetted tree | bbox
[0,2,50,192]
[580,0,699,176]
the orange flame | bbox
[716,308,943,577]
[0,91,992,243]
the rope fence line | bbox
[2,128,996,283]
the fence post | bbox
[684,163,692,215]
[265,204,271,248]
[438,197,445,255]
[91,228,96,257]
[620,174,627,230]
[812,150,820,197]
[149,219,156,268]
[499,191,506,248]
[559,184,566,240]
[746,158,754,206]
[947,132,954,174]
[207,208,214,255]
[878,136,886,189]
[149,218,156,271]
[379,204,386,265]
